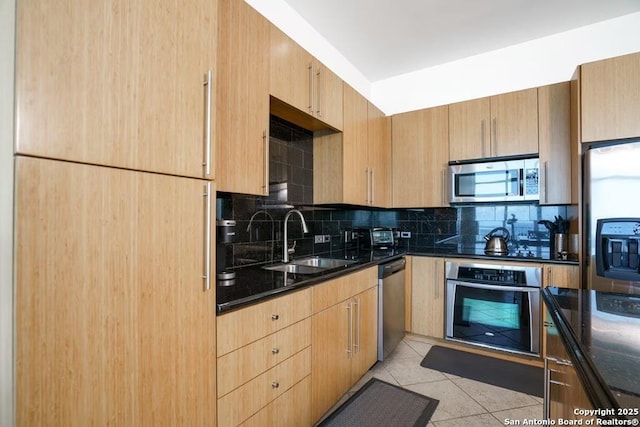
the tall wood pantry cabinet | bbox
[14,0,218,425]
[15,0,217,179]
[449,88,538,161]
[15,157,217,426]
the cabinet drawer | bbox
[312,267,377,313]
[239,376,311,427]
[217,288,311,356]
[217,318,311,397]
[217,347,311,427]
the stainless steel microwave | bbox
[449,157,539,203]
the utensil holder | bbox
[554,233,568,258]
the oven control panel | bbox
[446,261,542,288]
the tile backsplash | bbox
[216,192,577,270]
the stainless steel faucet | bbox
[283,209,309,263]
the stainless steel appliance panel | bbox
[378,258,406,361]
[585,140,640,294]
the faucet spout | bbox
[283,209,309,263]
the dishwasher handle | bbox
[379,258,406,279]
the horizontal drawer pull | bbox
[271,347,280,354]
[271,381,279,389]
[271,314,279,320]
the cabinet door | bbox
[351,286,379,384]
[410,257,445,338]
[422,106,450,207]
[368,102,392,207]
[216,0,269,195]
[490,88,539,157]
[15,157,216,426]
[270,26,314,116]
[581,52,640,142]
[448,97,490,161]
[311,302,352,422]
[545,264,580,289]
[15,0,216,178]
[342,84,370,205]
[538,82,572,205]
[315,61,344,130]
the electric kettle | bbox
[484,227,510,255]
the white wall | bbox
[0,0,14,425]
[373,12,640,115]
[245,1,640,116]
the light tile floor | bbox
[324,334,543,426]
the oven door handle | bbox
[449,280,539,293]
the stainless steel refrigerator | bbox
[584,139,640,294]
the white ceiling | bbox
[281,0,640,82]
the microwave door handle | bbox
[520,168,524,196]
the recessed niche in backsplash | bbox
[268,115,313,206]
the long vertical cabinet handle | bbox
[434,262,439,299]
[316,65,322,117]
[203,70,212,176]
[543,161,549,204]
[308,63,314,113]
[492,117,497,157]
[263,130,269,195]
[441,169,446,206]
[480,120,486,158]
[354,298,361,353]
[202,182,212,291]
[370,168,374,206]
[346,302,353,358]
[365,168,370,204]
[543,358,550,420]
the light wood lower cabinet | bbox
[543,306,594,421]
[15,157,217,426]
[216,288,312,427]
[311,267,379,423]
[544,264,580,289]
[410,256,445,338]
[239,376,312,427]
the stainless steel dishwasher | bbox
[378,257,406,361]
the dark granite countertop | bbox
[216,246,578,314]
[542,286,640,415]
[216,248,405,313]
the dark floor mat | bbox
[318,378,439,427]
[420,345,543,397]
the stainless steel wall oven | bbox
[445,261,542,356]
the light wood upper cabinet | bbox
[410,256,445,339]
[538,82,573,205]
[581,52,640,142]
[15,157,217,426]
[314,86,391,207]
[342,84,370,206]
[216,0,270,195]
[15,0,216,178]
[449,88,538,161]
[449,97,490,161]
[392,105,449,208]
[270,26,343,130]
[368,102,392,207]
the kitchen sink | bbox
[290,256,357,269]
[262,264,326,274]
[262,257,357,275]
